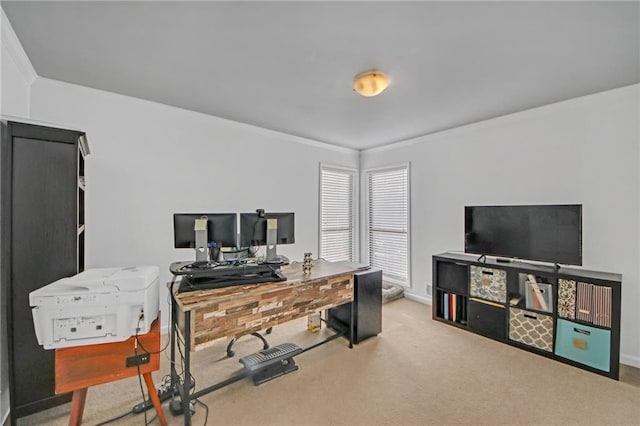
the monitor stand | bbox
[194,217,209,263]
[264,218,288,264]
[265,218,278,263]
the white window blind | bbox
[367,166,409,285]
[319,166,356,262]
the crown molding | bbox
[1,6,37,85]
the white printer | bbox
[30,266,159,349]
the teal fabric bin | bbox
[555,319,611,372]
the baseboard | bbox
[404,292,431,305]
[620,353,640,369]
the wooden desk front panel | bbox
[55,318,160,394]
[176,273,353,351]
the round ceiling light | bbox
[353,70,389,97]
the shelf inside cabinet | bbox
[78,188,85,226]
[435,290,468,325]
[435,261,468,294]
[507,272,554,314]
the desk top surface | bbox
[173,259,367,311]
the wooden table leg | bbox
[143,372,168,426]
[68,388,88,426]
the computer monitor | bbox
[239,212,295,247]
[173,213,238,249]
[239,212,294,263]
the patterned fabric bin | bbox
[572,282,612,327]
[470,266,506,303]
[509,307,553,352]
[557,279,576,319]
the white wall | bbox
[361,84,640,367]
[1,7,35,118]
[0,6,36,423]
[29,77,359,333]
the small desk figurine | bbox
[302,252,313,274]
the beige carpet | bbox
[16,298,640,426]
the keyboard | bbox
[178,263,286,292]
[239,343,302,371]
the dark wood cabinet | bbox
[468,299,506,340]
[327,268,382,344]
[1,121,88,421]
[432,252,621,379]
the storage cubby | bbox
[432,252,621,379]
[508,272,555,314]
[435,261,468,294]
[555,319,611,372]
[433,260,468,326]
[508,307,553,352]
[77,139,87,273]
[436,290,468,325]
[470,265,507,303]
[468,298,506,340]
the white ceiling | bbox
[2,1,639,150]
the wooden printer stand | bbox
[55,317,167,426]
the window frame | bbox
[318,163,358,262]
[364,163,411,287]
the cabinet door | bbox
[435,261,468,294]
[2,123,81,418]
[468,299,506,340]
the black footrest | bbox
[239,342,302,371]
[252,358,298,385]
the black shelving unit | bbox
[1,121,88,421]
[432,252,621,379]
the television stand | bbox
[432,251,621,379]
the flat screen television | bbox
[464,204,582,265]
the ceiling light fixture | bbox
[353,70,389,97]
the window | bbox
[366,164,410,286]
[319,165,356,262]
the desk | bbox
[55,318,167,426]
[169,259,362,425]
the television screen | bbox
[464,204,582,265]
